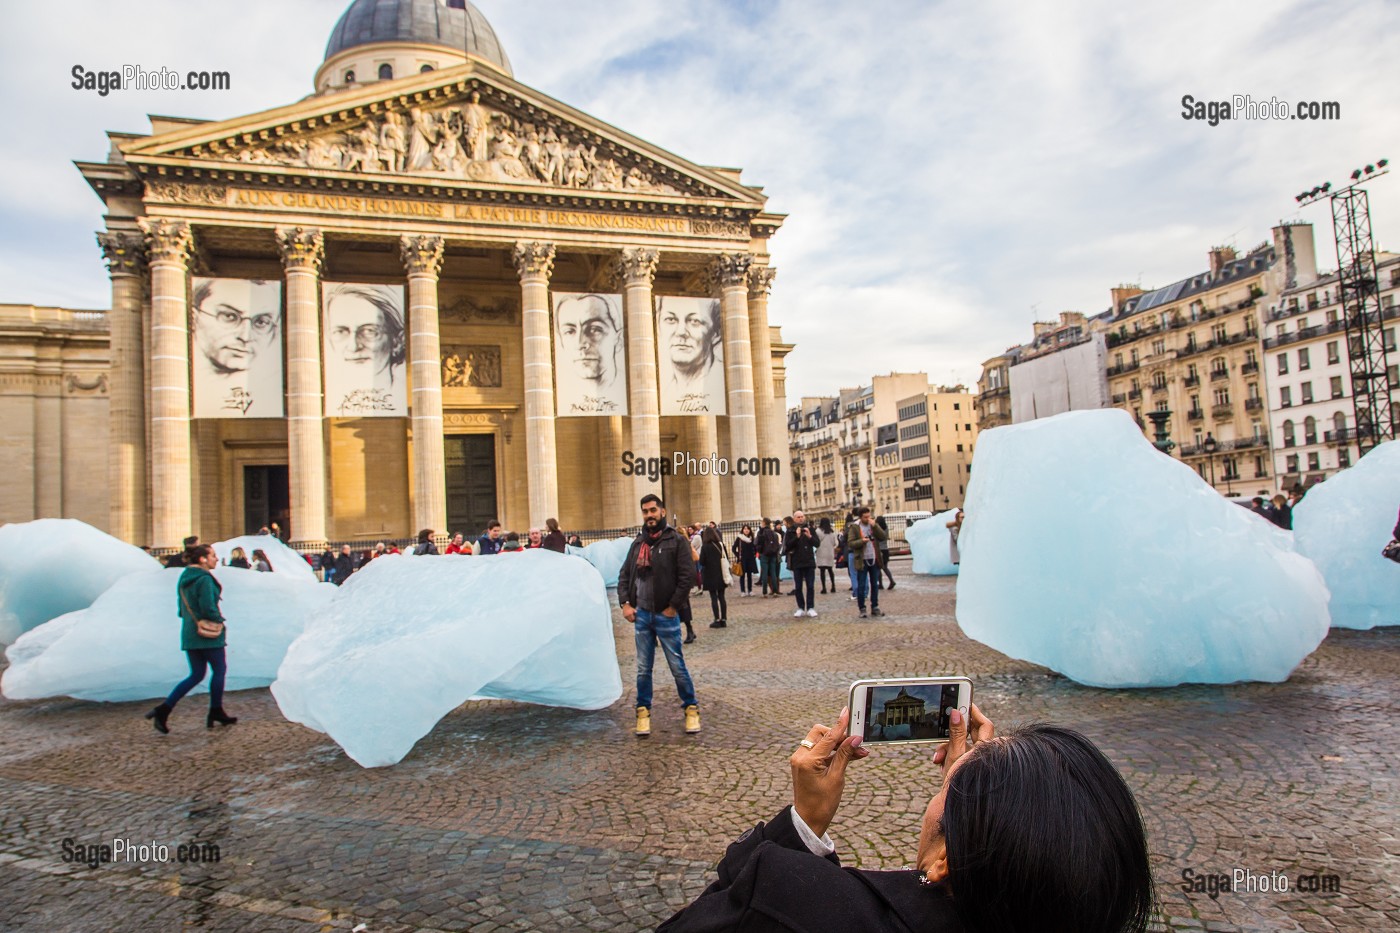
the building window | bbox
[1338,448,1351,468]
[1280,386,1292,407]
[1130,349,1138,365]
[1303,416,1317,445]
[420,64,434,73]
[1297,347,1310,370]
[1386,328,1397,352]
[378,63,394,80]
[1330,376,1344,399]
[1282,420,1295,447]
[1278,355,1289,375]
[1307,451,1320,471]
[1286,454,1299,474]
[1247,382,1260,400]
[1244,348,1258,366]
[1301,382,1314,404]
[1114,352,1123,369]
[1213,387,1230,406]
[344,69,356,83]
[953,403,961,410]
[1152,339,1165,356]
[1212,323,1228,343]
[956,444,964,453]
[1326,341,1340,364]
[1153,371,1167,389]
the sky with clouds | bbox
[2,0,1397,401]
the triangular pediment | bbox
[120,62,764,206]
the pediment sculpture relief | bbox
[231,91,684,195]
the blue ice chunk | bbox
[214,534,319,585]
[573,536,635,587]
[955,410,1331,687]
[2,567,332,701]
[271,550,622,767]
[0,519,161,645]
[1293,439,1400,630]
[908,509,961,576]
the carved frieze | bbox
[224,89,687,196]
[691,219,749,238]
[146,182,228,205]
[440,294,519,325]
[441,345,502,388]
[64,373,109,395]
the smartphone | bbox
[848,677,973,747]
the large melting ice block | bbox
[1293,440,1400,630]
[271,550,622,767]
[575,536,636,587]
[908,509,961,576]
[0,519,161,645]
[214,535,318,585]
[955,410,1331,687]
[2,567,332,702]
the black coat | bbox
[657,807,966,933]
[783,525,818,570]
[618,524,695,616]
[733,535,759,573]
[333,553,355,583]
[756,527,782,557]
[542,530,567,553]
[700,540,728,592]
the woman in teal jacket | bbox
[145,544,238,732]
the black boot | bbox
[145,703,171,734]
[683,621,697,645]
[207,707,238,728]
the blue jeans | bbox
[760,555,781,593]
[166,647,227,709]
[634,608,697,710]
[846,559,859,592]
[854,564,880,612]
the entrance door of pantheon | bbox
[243,465,290,537]
[444,435,497,536]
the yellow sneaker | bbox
[684,705,701,734]
[635,706,651,737]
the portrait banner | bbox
[553,292,628,416]
[655,296,726,415]
[190,277,284,418]
[322,282,408,417]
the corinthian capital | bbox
[512,241,556,280]
[616,247,659,287]
[275,226,324,272]
[400,234,445,277]
[137,218,193,265]
[96,231,146,277]
[748,265,777,298]
[710,252,753,291]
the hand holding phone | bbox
[790,706,868,838]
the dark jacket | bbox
[1267,502,1293,531]
[542,529,567,553]
[618,524,695,617]
[477,534,503,555]
[657,807,966,933]
[756,527,782,558]
[783,524,818,570]
[875,516,892,553]
[176,566,226,651]
[700,540,728,592]
[163,552,186,569]
[733,534,759,573]
[228,556,251,570]
[333,552,355,583]
[845,520,887,572]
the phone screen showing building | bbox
[862,684,961,742]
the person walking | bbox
[733,524,758,596]
[875,514,896,590]
[617,494,701,738]
[145,544,236,733]
[757,518,783,597]
[700,525,730,628]
[542,517,568,553]
[318,545,336,582]
[846,507,887,619]
[946,509,964,566]
[1266,494,1293,530]
[814,518,837,594]
[784,510,819,618]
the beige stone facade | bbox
[2,19,794,546]
[895,386,977,512]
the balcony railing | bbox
[1210,369,1230,381]
[1241,361,1259,374]
[1107,360,1141,377]
[1186,408,1205,421]
[1211,403,1234,418]
[1128,388,1143,400]
[1151,383,1168,395]
[1183,374,1200,387]
[1244,398,1264,411]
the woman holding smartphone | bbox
[658,703,1154,933]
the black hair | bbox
[856,506,871,517]
[818,518,833,533]
[487,519,502,530]
[183,535,200,548]
[186,543,214,563]
[417,528,434,543]
[640,494,664,509]
[942,724,1155,933]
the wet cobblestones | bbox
[0,566,1395,931]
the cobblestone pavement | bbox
[1,563,1396,932]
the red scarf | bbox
[636,520,668,570]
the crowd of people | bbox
[1246,487,1307,530]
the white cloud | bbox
[1,0,1397,402]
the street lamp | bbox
[1201,433,1218,490]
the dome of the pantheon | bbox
[317,0,512,93]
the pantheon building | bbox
[1,0,793,548]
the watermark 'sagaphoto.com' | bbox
[1181,94,1340,126]
[72,65,231,96]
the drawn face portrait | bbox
[193,279,281,375]
[658,298,720,376]
[326,287,404,382]
[556,295,623,386]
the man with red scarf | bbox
[618,494,701,737]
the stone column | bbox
[275,226,328,546]
[747,265,790,516]
[598,416,632,528]
[138,218,194,550]
[98,231,148,544]
[513,241,559,528]
[690,415,722,522]
[712,253,761,521]
[619,247,662,507]
[401,234,448,537]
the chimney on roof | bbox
[1208,246,1237,277]
[1110,286,1144,315]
